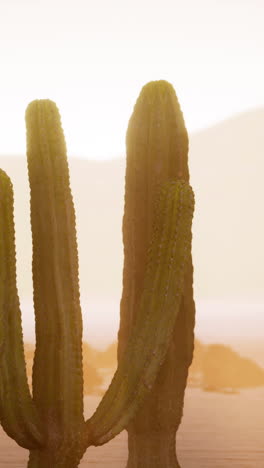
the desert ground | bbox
[0,386,263,467]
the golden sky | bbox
[1,0,263,159]
[1,1,264,346]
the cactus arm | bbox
[25,100,84,456]
[0,170,44,449]
[75,180,194,453]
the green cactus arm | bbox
[25,100,84,450]
[0,170,44,449]
[77,180,194,451]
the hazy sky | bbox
[1,0,263,159]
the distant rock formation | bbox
[25,338,264,395]
[188,341,264,392]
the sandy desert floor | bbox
[0,387,263,467]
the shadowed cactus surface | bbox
[0,80,195,467]
[118,80,196,467]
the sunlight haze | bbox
[1,0,263,159]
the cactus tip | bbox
[25,99,60,121]
[139,80,176,103]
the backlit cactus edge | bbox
[0,80,195,467]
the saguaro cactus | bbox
[118,80,196,467]
[0,89,194,467]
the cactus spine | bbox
[118,80,195,467]
[0,90,194,467]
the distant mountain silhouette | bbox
[0,108,263,302]
[189,108,264,299]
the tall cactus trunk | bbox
[118,80,195,467]
[26,100,85,467]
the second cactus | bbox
[119,80,196,467]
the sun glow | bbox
[0,0,263,159]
